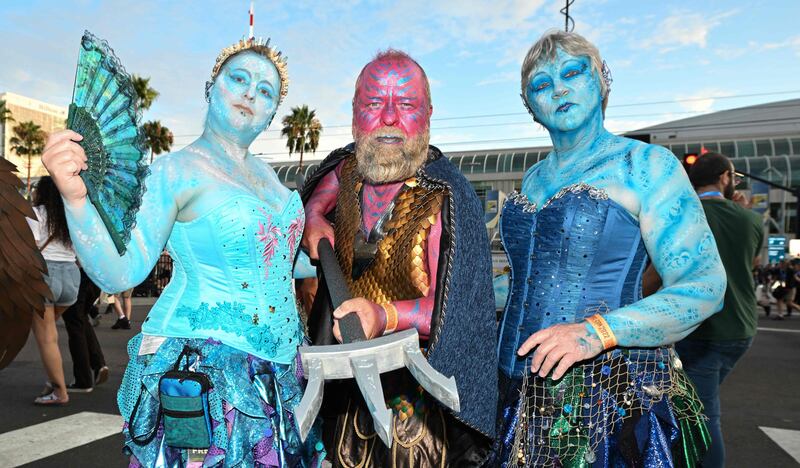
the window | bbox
[511,153,526,172]
[736,140,755,158]
[756,139,773,157]
[770,156,788,179]
[774,139,791,156]
[464,155,480,174]
[670,144,686,156]
[746,157,767,177]
[276,165,288,180]
[498,153,511,173]
[484,154,499,173]
[789,156,800,186]
[701,142,719,153]
[304,164,318,178]
[719,141,735,157]
[791,138,800,155]
[286,166,299,183]
[686,143,702,155]
[524,152,540,170]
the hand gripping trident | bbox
[294,239,460,447]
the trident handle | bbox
[317,238,367,343]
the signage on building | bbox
[768,236,787,263]
[484,190,505,228]
[751,180,770,214]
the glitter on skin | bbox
[62,50,315,294]
[505,46,727,347]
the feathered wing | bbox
[0,159,51,369]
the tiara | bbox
[205,37,289,103]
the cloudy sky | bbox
[1,0,799,163]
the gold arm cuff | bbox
[383,302,399,334]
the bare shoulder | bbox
[147,148,195,174]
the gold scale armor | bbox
[333,156,444,307]
[331,155,452,467]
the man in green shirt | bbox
[676,151,764,468]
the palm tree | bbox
[132,75,159,112]
[142,120,173,163]
[9,121,46,196]
[0,99,14,126]
[281,105,323,173]
[0,99,14,159]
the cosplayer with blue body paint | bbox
[300,50,497,467]
[491,31,726,467]
[42,38,324,467]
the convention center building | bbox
[273,98,800,248]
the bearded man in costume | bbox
[300,50,497,467]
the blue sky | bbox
[1,0,799,163]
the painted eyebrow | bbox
[531,71,551,82]
[257,80,276,92]
[229,67,252,78]
[559,57,587,69]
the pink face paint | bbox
[353,58,431,141]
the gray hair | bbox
[520,30,609,113]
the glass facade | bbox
[270,137,800,188]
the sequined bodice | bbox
[143,192,305,364]
[497,185,649,378]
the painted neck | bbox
[198,124,250,162]
[548,112,610,166]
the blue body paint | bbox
[510,48,726,347]
[64,50,313,300]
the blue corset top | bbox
[142,192,306,364]
[497,184,649,378]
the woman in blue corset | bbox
[493,31,726,467]
[42,38,323,467]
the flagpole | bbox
[249,1,254,40]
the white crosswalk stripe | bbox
[0,411,122,467]
[760,426,800,464]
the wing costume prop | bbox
[0,159,51,369]
[67,31,148,255]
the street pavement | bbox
[1,305,799,467]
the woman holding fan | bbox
[43,34,323,467]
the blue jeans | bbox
[675,337,753,468]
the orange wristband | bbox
[586,314,617,349]
[382,302,399,334]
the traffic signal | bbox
[682,153,699,172]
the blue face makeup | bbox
[509,45,726,351]
[207,50,280,144]
[524,48,603,135]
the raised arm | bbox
[43,130,178,293]
[600,146,726,346]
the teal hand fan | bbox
[67,31,148,255]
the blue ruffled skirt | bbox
[118,334,325,467]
